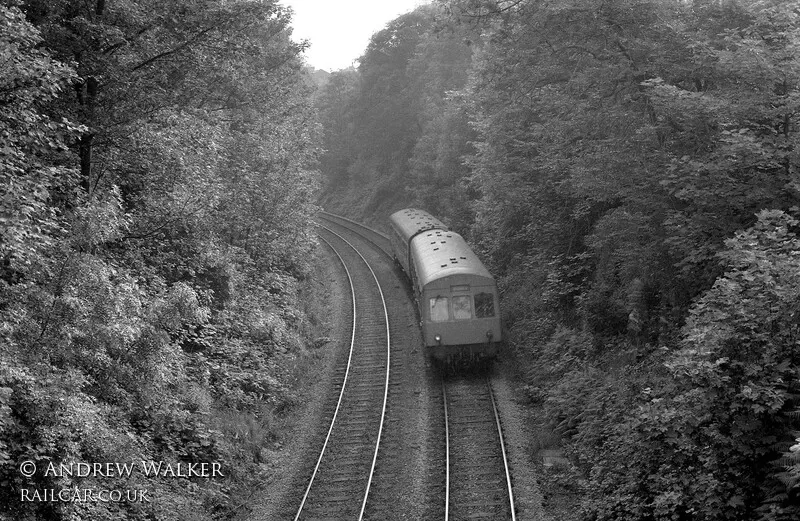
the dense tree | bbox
[449,0,800,518]
[316,68,359,187]
[1,1,320,519]
[316,4,476,219]
[1,3,80,279]
[317,0,800,518]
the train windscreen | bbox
[430,296,449,322]
[452,295,472,320]
[475,292,495,318]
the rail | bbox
[294,226,391,520]
[442,376,516,520]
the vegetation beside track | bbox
[1,2,320,519]
[316,1,800,519]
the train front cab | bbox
[422,275,502,364]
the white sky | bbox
[282,0,429,71]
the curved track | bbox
[294,226,391,521]
[315,211,517,520]
[318,212,446,520]
[442,377,516,520]
[318,211,392,257]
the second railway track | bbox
[318,213,445,519]
[293,225,391,520]
[317,211,392,256]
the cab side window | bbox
[430,296,449,322]
[474,292,495,318]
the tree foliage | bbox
[459,0,800,517]
[1,1,320,519]
[315,4,476,223]
[317,0,800,517]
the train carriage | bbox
[389,209,501,363]
[388,208,448,274]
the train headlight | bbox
[434,334,441,344]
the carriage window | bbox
[430,296,449,322]
[452,295,472,320]
[475,293,495,318]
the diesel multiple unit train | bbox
[389,208,502,364]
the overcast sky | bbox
[282,0,428,71]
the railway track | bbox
[317,213,443,519]
[293,225,391,521]
[318,211,392,257]
[443,376,516,521]
[310,211,518,520]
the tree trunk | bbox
[79,76,99,193]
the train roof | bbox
[411,229,494,288]
[388,208,447,242]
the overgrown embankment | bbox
[316,1,800,518]
[1,2,322,519]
